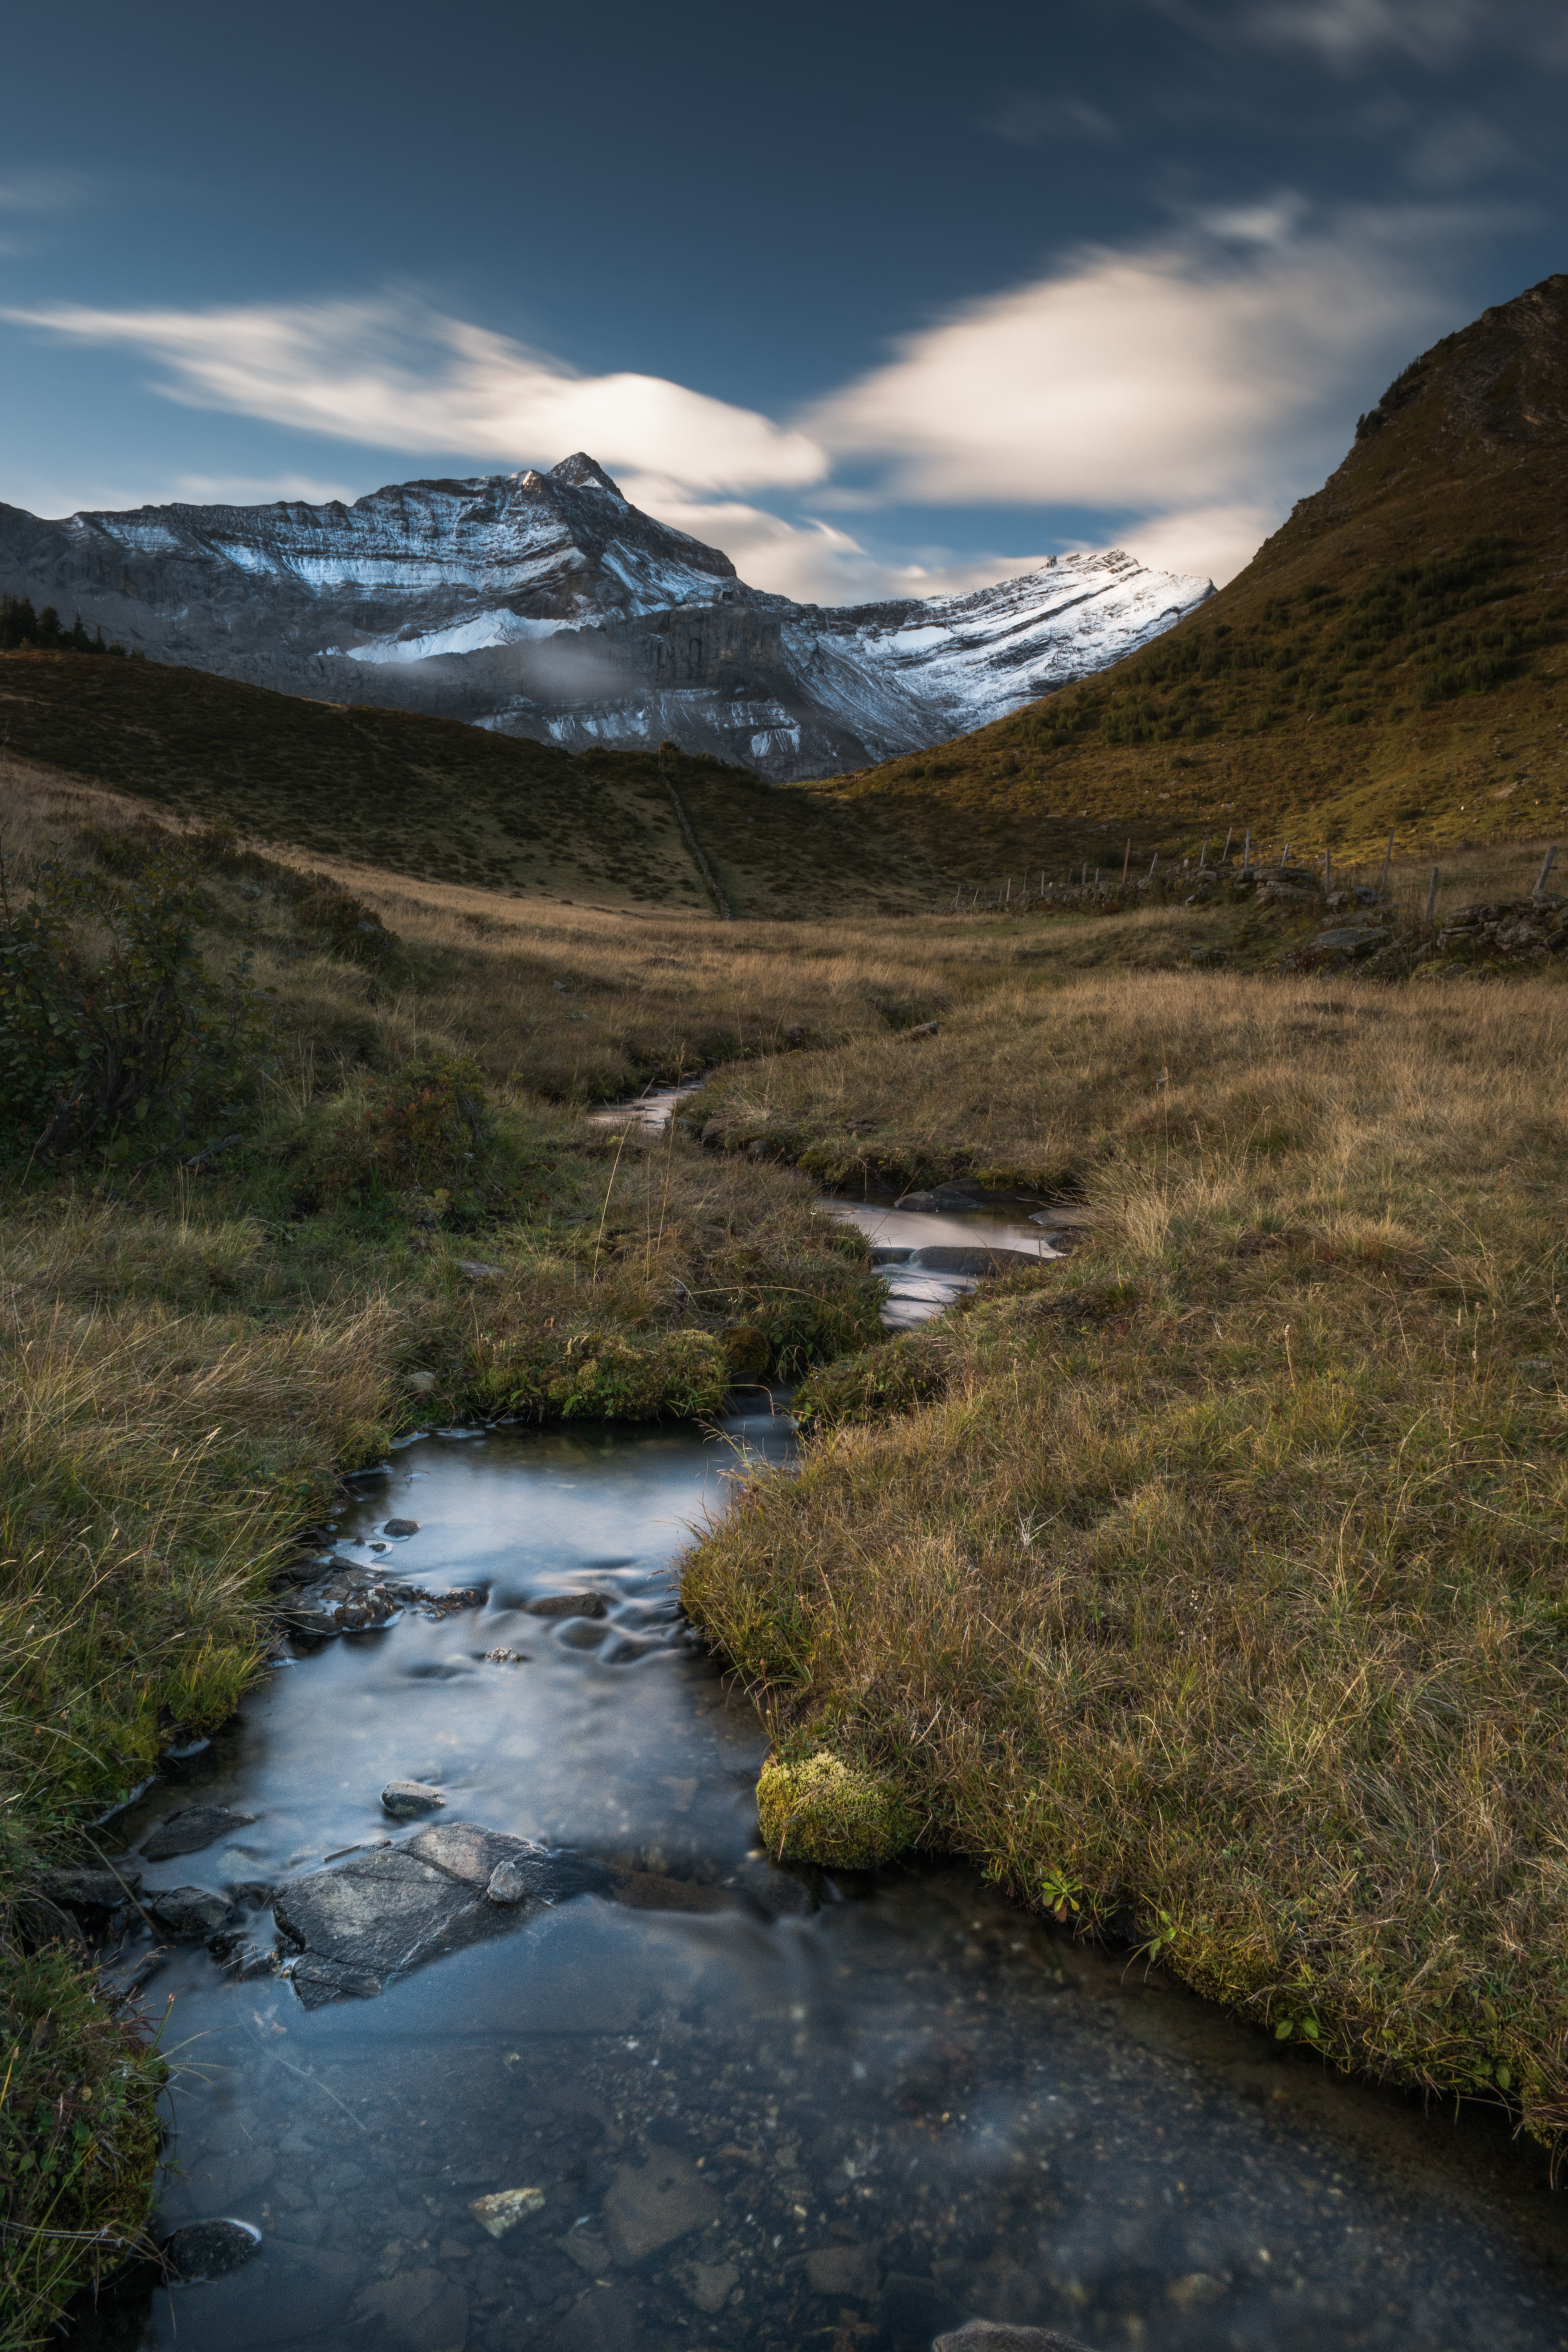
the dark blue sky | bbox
[2,0,1563,595]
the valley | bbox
[1,270,1567,2352]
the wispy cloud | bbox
[2,295,828,496]
[1156,0,1568,69]
[803,205,1481,580]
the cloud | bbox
[989,94,1115,147]
[803,207,1476,577]
[3,295,827,497]
[1232,0,1568,66]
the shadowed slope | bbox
[0,649,938,916]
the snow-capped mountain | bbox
[0,456,1211,780]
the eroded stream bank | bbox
[69,1393,1568,2352]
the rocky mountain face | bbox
[0,452,1211,781]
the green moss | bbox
[794,1329,955,1429]
[755,1748,912,1868]
[470,1326,730,1420]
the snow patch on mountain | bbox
[0,452,1213,781]
[337,608,581,664]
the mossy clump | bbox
[793,1330,955,1429]
[471,1327,729,1421]
[756,1749,911,1869]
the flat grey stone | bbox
[381,1780,445,1817]
[273,1849,498,1983]
[273,1821,564,2000]
[148,1886,232,1939]
[289,1955,382,2008]
[524,1591,609,1619]
[910,1245,1044,1274]
[141,1806,257,1860]
[1311,925,1390,955]
[162,2218,262,2281]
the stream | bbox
[70,1191,1568,2352]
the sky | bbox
[1,0,1565,603]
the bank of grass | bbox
[683,968,1568,2153]
[0,781,895,2341]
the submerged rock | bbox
[162,2218,263,2281]
[910,1245,1046,1275]
[469,2185,545,2238]
[935,2327,1094,2352]
[525,1591,609,1620]
[140,1805,257,1860]
[603,2148,719,2260]
[288,1955,382,2008]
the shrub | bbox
[0,845,263,1165]
[306,1052,492,1204]
[291,878,395,964]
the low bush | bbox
[302,1052,493,1207]
[0,844,264,1166]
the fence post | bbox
[1533,845,1558,899]
[1121,840,1131,885]
[1279,843,1290,870]
[1242,828,1251,872]
[1324,847,1332,894]
[1221,827,1233,865]
[1199,837,1210,870]
[1149,852,1159,881]
[1378,830,1395,896]
[1425,866,1440,926]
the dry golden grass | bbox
[684,966,1568,2147]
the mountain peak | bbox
[550,453,624,498]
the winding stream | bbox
[71,1202,1568,2352]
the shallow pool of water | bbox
[74,1410,1568,2352]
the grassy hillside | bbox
[0,649,937,918]
[809,272,1568,888]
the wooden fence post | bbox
[1425,866,1440,926]
[1121,840,1131,885]
[1378,830,1395,896]
[1533,845,1558,899]
[1242,828,1251,872]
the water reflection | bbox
[73,1410,1568,2352]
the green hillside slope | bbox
[0,650,936,917]
[807,272,1568,886]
